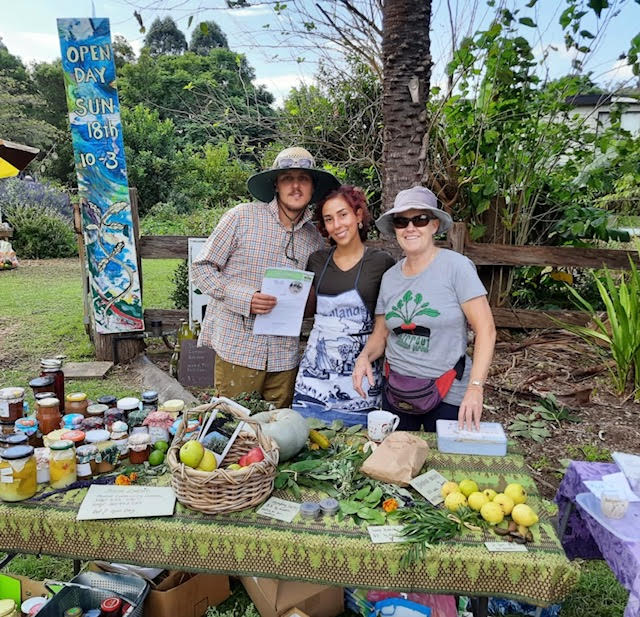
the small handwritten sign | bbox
[484,541,528,552]
[256,497,300,523]
[178,339,215,387]
[367,525,406,544]
[76,485,176,521]
[410,469,448,505]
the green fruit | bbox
[154,441,169,453]
[459,479,479,497]
[149,450,165,466]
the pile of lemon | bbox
[441,479,539,529]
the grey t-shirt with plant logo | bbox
[375,249,487,406]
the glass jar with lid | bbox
[36,397,62,436]
[40,358,65,412]
[0,445,37,502]
[61,413,84,431]
[0,388,25,424]
[0,432,29,455]
[141,390,158,412]
[65,393,89,417]
[76,444,98,479]
[127,433,151,464]
[97,395,117,409]
[14,417,41,448]
[60,430,85,447]
[104,409,124,431]
[96,442,119,473]
[28,376,55,398]
[49,440,76,489]
[43,429,66,448]
[116,397,140,420]
[87,403,108,421]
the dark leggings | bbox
[381,385,459,432]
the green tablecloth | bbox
[0,436,579,606]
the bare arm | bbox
[352,314,389,398]
[458,295,496,430]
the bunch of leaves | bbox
[566,443,612,463]
[231,391,275,414]
[554,259,640,398]
[338,485,385,526]
[528,393,581,427]
[395,505,484,568]
[507,412,551,443]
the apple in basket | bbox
[238,447,265,467]
[179,440,204,468]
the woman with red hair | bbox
[293,185,395,425]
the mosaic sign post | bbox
[57,18,143,333]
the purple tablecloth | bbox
[555,461,640,617]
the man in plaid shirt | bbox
[192,147,340,407]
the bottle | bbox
[168,339,180,378]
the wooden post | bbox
[448,222,467,254]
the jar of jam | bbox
[65,393,88,417]
[60,430,85,447]
[34,392,56,403]
[0,445,37,502]
[141,390,158,412]
[0,432,29,454]
[34,448,50,484]
[82,416,105,432]
[43,429,66,448]
[76,444,98,479]
[36,397,62,436]
[105,409,124,431]
[160,399,184,415]
[0,423,16,436]
[100,597,122,616]
[96,442,119,473]
[61,413,84,431]
[28,376,55,398]
[0,388,25,424]
[116,397,140,421]
[85,429,110,446]
[127,433,151,464]
[97,395,117,409]
[110,421,129,459]
[49,440,76,488]
[14,417,42,448]
[40,358,65,412]
[87,403,108,420]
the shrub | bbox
[171,260,189,309]
[140,202,228,236]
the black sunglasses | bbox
[392,214,436,229]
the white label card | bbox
[256,497,301,523]
[0,468,13,483]
[368,525,406,544]
[484,541,528,552]
[77,485,176,521]
[410,470,448,505]
[0,400,9,418]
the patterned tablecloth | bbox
[0,436,578,606]
[555,461,639,617]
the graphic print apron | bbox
[293,249,382,426]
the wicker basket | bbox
[167,400,279,514]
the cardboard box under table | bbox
[241,576,343,617]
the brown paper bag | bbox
[360,431,429,486]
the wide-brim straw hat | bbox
[376,186,453,236]
[247,147,340,204]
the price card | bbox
[410,469,448,505]
[368,525,406,544]
[256,497,300,523]
[484,541,528,552]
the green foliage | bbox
[140,202,229,236]
[112,34,136,68]
[556,260,640,397]
[170,260,189,310]
[508,412,552,442]
[566,444,612,462]
[190,21,228,53]
[528,393,581,426]
[144,16,188,57]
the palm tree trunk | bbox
[381,0,432,212]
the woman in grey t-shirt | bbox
[352,187,496,431]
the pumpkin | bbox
[251,408,309,461]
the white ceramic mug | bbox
[367,409,400,442]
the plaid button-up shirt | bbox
[192,199,325,372]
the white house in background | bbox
[566,94,640,136]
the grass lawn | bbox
[0,258,630,616]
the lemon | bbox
[149,450,165,466]
[154,440,169,453]
[493,493,515,515]
[511,504,539,527]
[467,491,489,512]
[196,449,217,472]
[483,488,497,501]
[504,483,527,504]
[227,463,242,470]
[440,481,460,499]
[459,479,479,497]
[480,501,504,525]
[444,492,467,512]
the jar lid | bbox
[141,390,159,402]
[160,399,184,413]
[0,433,29,447]
[111,420,128,433]
[29,376,55,388]
[66,392,87,402]
[1,444,34,459]
[128,433,151,446]
[50,439,74,451]
[63,607,83,617]
[61,430,85,443]
[43,429,66,444]
[62,413,84,427]
[97,395,117,406]
[117,397,140,411]
[76,444,98,456]
[0,599,17,617]
[87,404,108,416]
[14,418,38,432]
[40,358,63,369]
[85,429,110,443]
[0,387,24,400]
[100,597,122,612]
[37,397,60,407]
[35,392,56,401]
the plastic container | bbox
[436,420,507,457]
[49,440,77,489]
[0,445,37,502]
[300,502,321,520]
[0,387,24,423]
[319,498,339,516]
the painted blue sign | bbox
[57,18,144,333]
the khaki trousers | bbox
[214,356,297,409]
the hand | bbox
[352,354,374,398]
[458,387,483,431]
[250,292,277,315]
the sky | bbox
[1,0,639,106]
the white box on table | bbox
[436,420,507,456]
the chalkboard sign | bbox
[178,339,215,387]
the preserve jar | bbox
[34,447,50,484]
[97,395,117,409]
[43,429,66,448]
[87,403,108,420]
[141,390,158,412]
[160,399,184,415]
[49,440,76,488]
[60,430,85,447]
[28,376,55,398]
[0,388,25,424]
[0,432,29,454]
[110,421,129,458]
[65,393,88,417]
[81,416,105,432]
[61,413,84,431]
[104,409,124,431]
[127,433,151,464]
[36,397,62,436]
[40,358,65,412]
[76,444,98,479]
[85,429,110,446]
[14,417,41,448]
[0,445,37,502]
[96,442,119,473]
[0,423,15,436]
[116,397,140,420]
